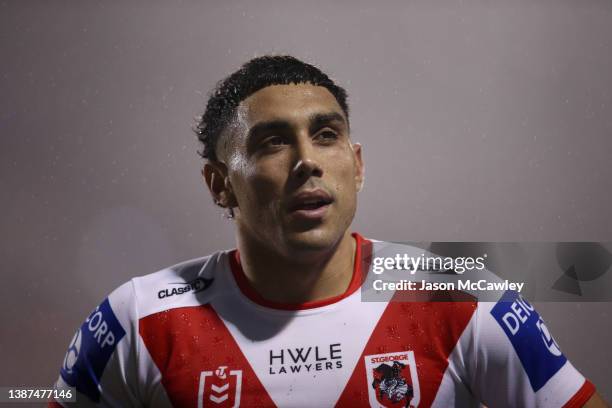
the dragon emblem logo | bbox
[365,351,420,407]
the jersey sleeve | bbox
[50,280,142,407]
[466,290,596,407]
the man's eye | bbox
[262,136,287,147]
[317,130,338,142]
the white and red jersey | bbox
[51,233,595,407]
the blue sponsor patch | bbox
[60,298,126,402]
[490,290,567,392]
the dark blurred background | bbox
[1,0,611,399]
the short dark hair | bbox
[194,55,349,161]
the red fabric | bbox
[563,379,596,408]
[140,305,276,407]
[335,299,477,407]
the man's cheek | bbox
[246,174,281,196]
[335,168,359,195]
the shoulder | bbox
[125,250,231,319]
[98,250,232,326]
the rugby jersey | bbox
[50,233,595,407]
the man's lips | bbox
[286,189,334,219]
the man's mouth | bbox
[287,189,334,220]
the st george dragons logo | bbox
[364,351,420,407]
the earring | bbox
[224,207,235,219]
[213,199,235,219]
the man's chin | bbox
[281,227,344,255]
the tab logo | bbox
[491,290,567,392]
[60,298,126,402]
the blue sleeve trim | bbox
[60,298,126,402]
[490,290,567,392]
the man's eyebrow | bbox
[246,120,292,142]
[308,112,347,133]
[246,111,348,144]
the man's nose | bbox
[291,139,323,180]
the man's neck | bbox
[235,230,357,305]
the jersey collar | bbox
[228,232,372,311]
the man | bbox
[51,56,607,407]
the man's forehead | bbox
[237,83,346,126]
[215,83,347,161]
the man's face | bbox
[216,83,363,256]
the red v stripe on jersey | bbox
[335,298,477,407]
[140,305,276,407]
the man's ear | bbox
[202,161,237,208]
[352,142,365,192]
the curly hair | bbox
[194,55,349,161]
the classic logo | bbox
[364,351,420,408]
[158,277,213,299]
[198,366,242,408]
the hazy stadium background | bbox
[1,0,611,400]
